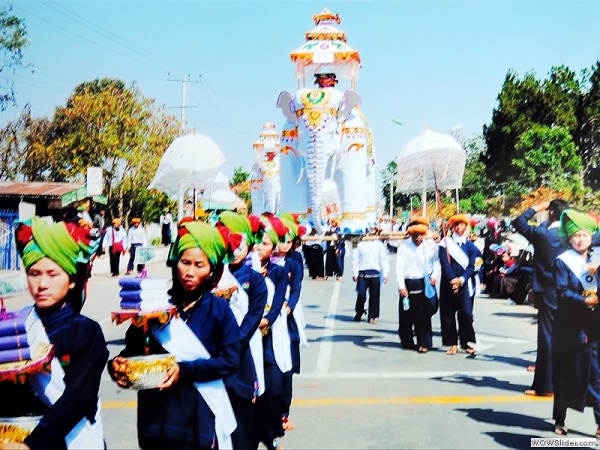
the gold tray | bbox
[0,416,42,443]
[117,354,176,390]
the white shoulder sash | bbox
[263,276,292,373]
[558,249,597,294]
[150,317,236,450]
[439,237,469,269]
[275,257,308,349]
[27,309,104,449]
[217,266,265,396]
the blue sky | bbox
[5,0,600,183]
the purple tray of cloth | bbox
[0,347,32,364]
[0,333,29,351]
[119,289,169,302]
[0,307,34,338]
[118,278,170,291]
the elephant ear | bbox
[338,90,361,122]
[277,91,297,126]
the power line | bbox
[39,0,191,74]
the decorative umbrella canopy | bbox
[200,188,244,211]
[148,133,226,199]
[395,129,466,194]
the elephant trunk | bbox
[306,136,327,234]
[265,176,278,213]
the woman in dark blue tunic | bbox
[109,221,240,450]
[552,209,600,436]
[217,211,269,449]
[3,216,108,449]
[276,214,307,430]
[253,214,290,450]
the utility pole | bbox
[167,74,200,222]
[167,74,201,132]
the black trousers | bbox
[127,243,145,272]
[355,272,381,319]
[255,363,285,448]
[109,247,122,276]
[229,390,256,450]
[440,284,476,347]
[532,297,555,393]
[398,280,433,349]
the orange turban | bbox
[448,214,469,227]
[409,216,430,227]
[407,224,428,235]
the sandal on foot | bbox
[446,345,458,355]
[464,346,476,355]
[417,346,428,353]
[368,318,378,324]
[527,365,536,372]
[554,425,568,436]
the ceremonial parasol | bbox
[148,133,226,201]
[395,129,466,215]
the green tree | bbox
[0,105,29,180]
[230,165,250,206]
[0,6,28,111]
[578,62,600,188]
[512,125,582,198]
[32,78,180,222]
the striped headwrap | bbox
[168,221,229,266]
[260,214,289,247]
[559,209,598,238]
[15,216,100,276]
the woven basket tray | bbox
[118,354,176,390]
[0,416,42,443]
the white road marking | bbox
[301,369,532,379]
[312,281,341,378]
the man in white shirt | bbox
[102,218,128,277]
[126,217,148,275]
[160,209,173,246]
[396,217,440,352]
[351,235,389,324]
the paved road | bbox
[6,250,598,449]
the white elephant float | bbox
[250,123,281,215]
[277,85,375,234]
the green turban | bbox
[218,211,252,246]
[15,216,100,276]
[280,213,299,242]
[560,209,598,238]
[169,221,227,266]
[260,215,289,247]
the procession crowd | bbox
[0,210,308,450]
[2,198,600,448]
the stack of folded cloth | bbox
[0,307,39,364]
[118,278,173,311]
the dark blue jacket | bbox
[16,305,108,450]
[512,208,566,305]
[285,251,304,311]
[121,291,240,449]
[553,253,600,413]
[263,261,289,366]
[438,238,479,283]
[225,264,268,401]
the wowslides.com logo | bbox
[531,437,597,447]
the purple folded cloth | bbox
[0,346,32,364]
[118,278,170,291]
[119,300,173,311]
[0,333,29,351]
[119,289,168,302]
[0,306,34,338]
